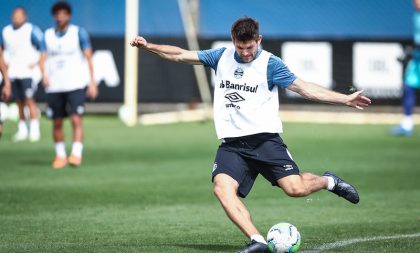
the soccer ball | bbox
[266,223,301,253]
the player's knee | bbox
[213,183,236,202]
[70,115,82,126]
[283,185,307,197]
[53,119,63,129]
[213,174,239,201]
[213,184,226,200]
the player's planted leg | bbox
[323,171,359,204]
[213,174,269,253]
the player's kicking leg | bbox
[277,172,359,204]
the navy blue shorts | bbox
[212,133,300,198]
[46,88,86,119]
[11,78,36,100]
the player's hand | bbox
[345,90,371,110]
[86,81,98,100]
[130,36,148,48]
[42,75,49,87]
[1,79,11,101]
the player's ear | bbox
[231,36,236,45]
[257,35,262,45]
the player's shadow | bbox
[175,243,239,252]
[18,159,47,166]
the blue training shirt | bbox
[197,47,296,90]
[31,25,46,51]
[414,12,420,46]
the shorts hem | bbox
[271,170,301,186]
[211,171,248,198]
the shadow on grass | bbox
[174,243,239,252]
[18,159,48,166]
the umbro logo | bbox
[225,92,245,103]
[283,165,294,171]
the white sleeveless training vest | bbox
[213,47,283,139]
[44,25,89,93]
[2,23,40,79]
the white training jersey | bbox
[214,47,282,139]
[2,23,40,79]
[44,25,89,93]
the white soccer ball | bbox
[267,222,301,253]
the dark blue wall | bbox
[0,0,184,37]
[0,0,416,39]
[200,0,414,39]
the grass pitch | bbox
[0,116,419,252]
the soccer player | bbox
[130,17,371,253]
[0,47,12,139]
[391,0,420,136]
[41,1,98,169]
[1,7,44,142]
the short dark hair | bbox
[231,17,260,42]
[13,6,27,16]
[51,1,72,15]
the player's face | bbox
[11,9,27,27]
[415,0,420,11]
[54,10,71,29]
[233,36,262,63]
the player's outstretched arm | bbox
[288,78,371,110]
[130,36,202,65]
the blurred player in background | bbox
[0,48,12,139]
[131,17,371,253]
[1,7,44,142]
[391,0,420,136]
[41,1,97,169]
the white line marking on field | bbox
[301,232,420,253]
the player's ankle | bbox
[71,142,83,158]
[323,175,335,191]
[55,142,67,158]
[250,234,267,244]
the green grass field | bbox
[0,116,419,253]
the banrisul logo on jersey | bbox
[219,80,258,93]
[234,67,244,79]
